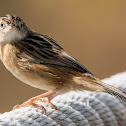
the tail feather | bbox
[96,81,126,102]
[76,73,126,102]
[103,85,126,102]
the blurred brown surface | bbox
[0,0,126,113]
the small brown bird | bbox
[0,14,126,112]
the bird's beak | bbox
[9,23,15,30]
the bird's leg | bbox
[13,88,60,113]
[38,94,58,110]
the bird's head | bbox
[0,14,29,43]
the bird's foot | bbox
[37,97,57,110]
[13,101,46,114]
[13,88,59,114]
[13,96,47,114]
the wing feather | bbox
[18,33,93,75]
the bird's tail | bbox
[74,73,126,102]
[96,80,126,102]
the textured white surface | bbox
[0,72,126,126]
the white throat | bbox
[0,28,23,43]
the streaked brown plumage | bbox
[0,14,126,112]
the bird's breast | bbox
[0,43,59,91]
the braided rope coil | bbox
[0,72,126,126]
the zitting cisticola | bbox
[0,14,125,112]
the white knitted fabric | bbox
[0,72,126,126]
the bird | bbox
[0,14,126,113]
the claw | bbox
[31,103,46,114]
[37,98,57,110]
[13,105,20,109]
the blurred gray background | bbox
[0,0,126,113]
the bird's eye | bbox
[0,22,5,29]
[1,23,3,27]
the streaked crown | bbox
[2,14,26,31]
